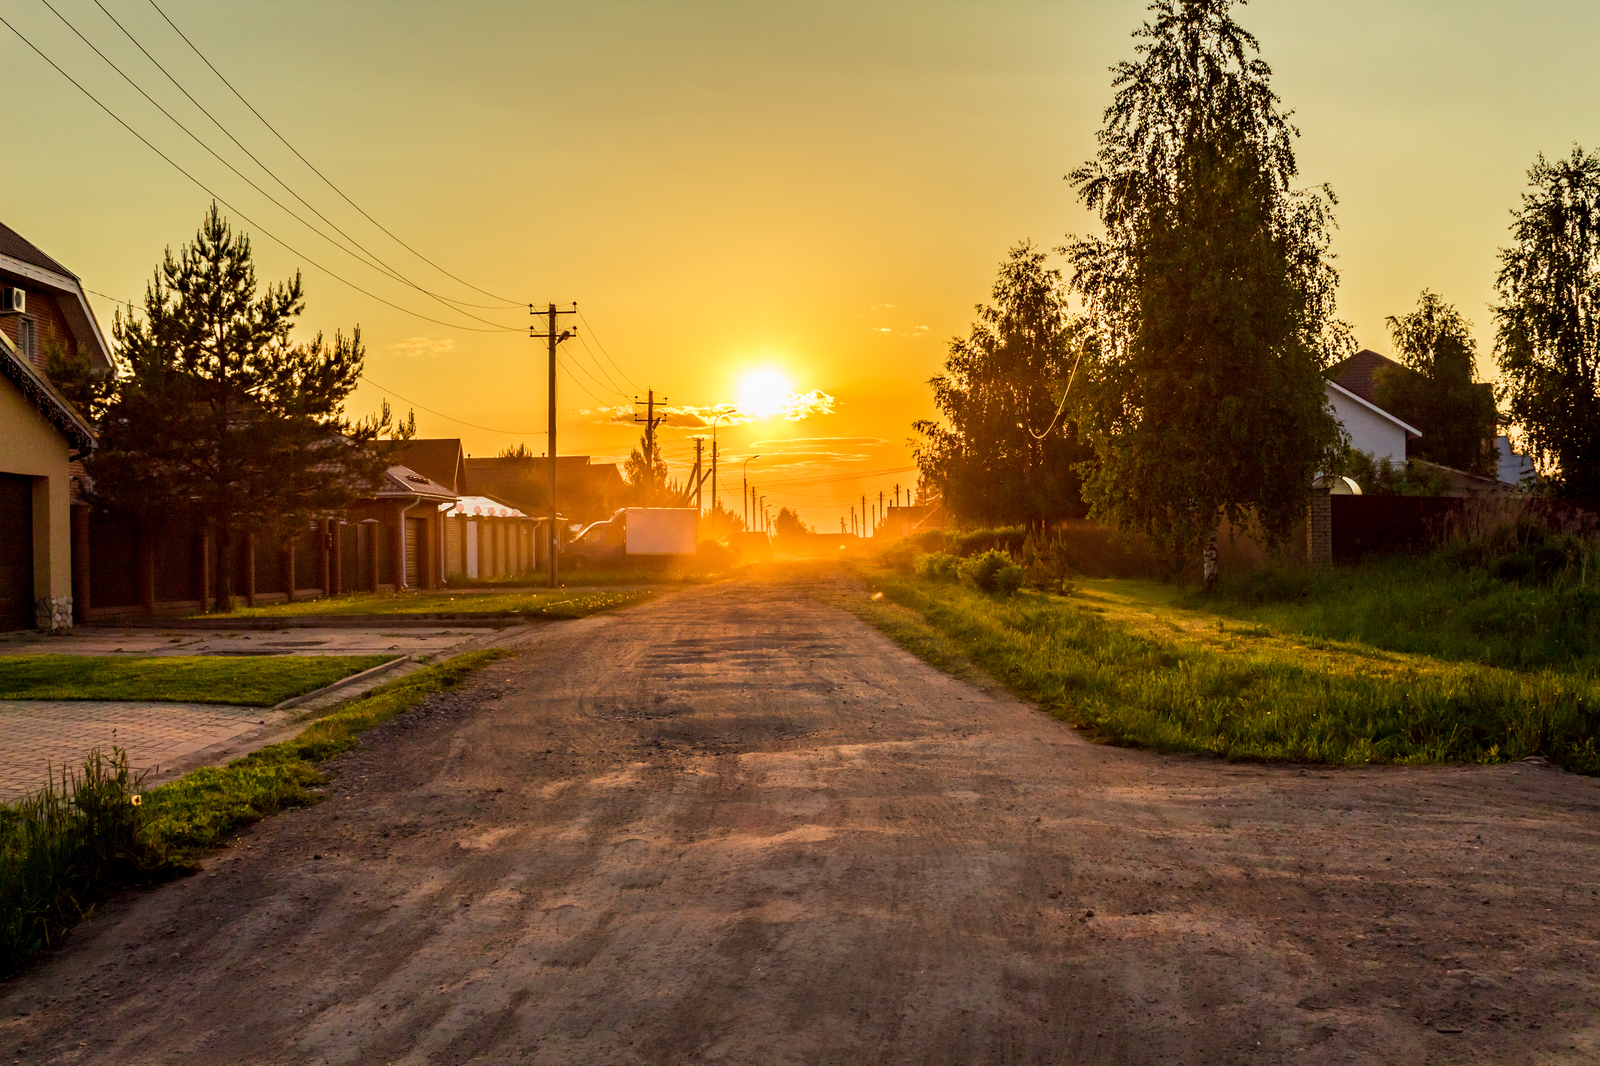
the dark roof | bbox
[1328,349,1406,406]
[393,438,466,494]
[464,455,626,521]
[378,465,457,502]
[0,221,76,279]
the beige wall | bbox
[0,375,73,603]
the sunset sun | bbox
[737,367,794,418]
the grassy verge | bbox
[1188,556,1600,675]
[856,566,1600,773]
[0,649,507,978]
[0,654,395,705]
[205,587,653,619]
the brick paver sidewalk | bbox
[0,700,279,800]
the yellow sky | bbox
[6,0,1600,528]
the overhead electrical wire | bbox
[571,334,632,400]
[89,0,520,319]
[144,0,522,308]
[0,14,517,333]
[36,0,519,333]
[574,308,642,393]
[358,374,544,436]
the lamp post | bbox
[741,455,759,531]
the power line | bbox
[39,0,519,333]
[88,0,521,320]
[358,374,544,436]
[144,0,522,307]
[0,13,518,333]
[574,308,642,392]
[570,333,632,399]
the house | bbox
[464,454,628,526]
[1324,350,1422,465]
[0,222,110,630]
[441,494,543,582]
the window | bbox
[16,318,34,361]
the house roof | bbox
[394,438,467,494]
[0,329,96,454]
[377,465,457,502]
[1328,349,1406,407]
[0,221,114,372]
[1325,379,1422,439]
[0,222,76,278]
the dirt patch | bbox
[4,564,1599,1064]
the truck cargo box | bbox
[624,507,698,556]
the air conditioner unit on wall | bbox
[0,288,24,314]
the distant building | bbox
[1496,435,1535,487]
[464,454,627,526]
[1323,350,1423,465]
[0,221,109,630]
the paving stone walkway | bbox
[0,699,282,800]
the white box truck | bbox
[565,507,698,565]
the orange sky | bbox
[7,1,1600,529]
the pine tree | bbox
[89,206,409,610]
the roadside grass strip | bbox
[206,588,653,619]
[0,649,508,978]
[861,569,1600,773]
[0,654,396,706]
[1189,555,1600,675]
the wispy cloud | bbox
[751,436,888,448]
[390,336,455,358]
[591,392,837,428]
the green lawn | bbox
[205,587,654,620]
[0,654,395,706]
[856,566,1600,773]
[1189,556,1600,675]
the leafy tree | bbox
[772,506,811,537]
[1373,291,1497,475]
[89,206,409,609]
[913,242,1093,530]
[497,441,537,459]
[1494,147,1600,497]
[1065,0,1346,581]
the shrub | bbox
[1022,532,1075,593]
[959,549,1022,593]
[949,526,1026,558]
[915,552,962,582]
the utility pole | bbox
[531,302,577,589]
[862,494,867,537]
[710,441,718,525]
[634,389,667,501]
[692,438,705,512]
[895,484,901,508]
[850,506,856,536]
[759,496,766,532]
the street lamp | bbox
[741,454,759,530]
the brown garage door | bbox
[404,516,422,588]
[0,474,34,631]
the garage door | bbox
[404,516,422,588]
[0,474,34,631]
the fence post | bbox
[1307,487,1332,566]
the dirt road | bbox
[5,566,1600,1064]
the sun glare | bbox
[737,367,794,418]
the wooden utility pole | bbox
[710,441,719,524]
[532,302,577,588]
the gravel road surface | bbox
[4,566,1599,1064]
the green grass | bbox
[206,587,654,619]
[0,654,395,706]
[0,649,508,977]
[857,567,1600,773]
[1188,556,1600,675]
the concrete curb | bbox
[82,615,535,631]
[272,655,412,712]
